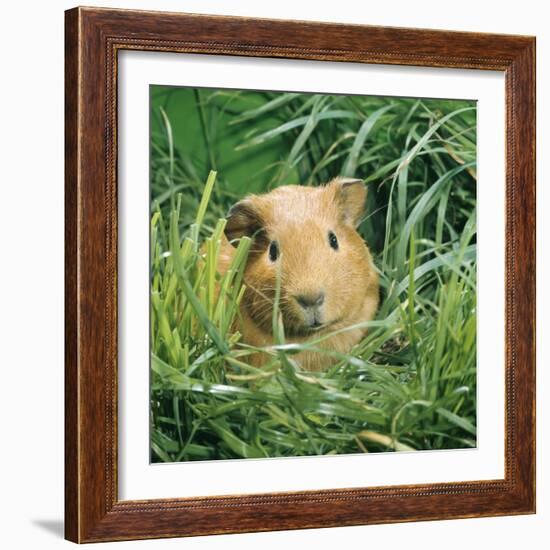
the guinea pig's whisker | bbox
[246,284,277,303]
[251,299,293,325]
[249,300,276,317]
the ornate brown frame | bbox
[65,6,536,543]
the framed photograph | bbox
[65,6,536,543]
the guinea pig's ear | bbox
[332,177,367,227]
[224,198,264,247]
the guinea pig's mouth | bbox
[307,320,327,331]
[288,318,338,336]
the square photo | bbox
[149,86,477,463]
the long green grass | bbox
[150,88,477,462]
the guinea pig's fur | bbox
[217,177,379,371]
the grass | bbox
[150,88,477,462]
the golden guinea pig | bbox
[217,177,379,372]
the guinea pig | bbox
[217,177,379,372]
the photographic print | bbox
[65,8,536,541]
[149,86,477,463]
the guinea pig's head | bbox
[224,178,376,337]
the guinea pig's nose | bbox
[295,291,325,309]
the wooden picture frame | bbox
[65,6,536,543]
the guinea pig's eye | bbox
[328,231,339,251]
[268,241,279,262]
